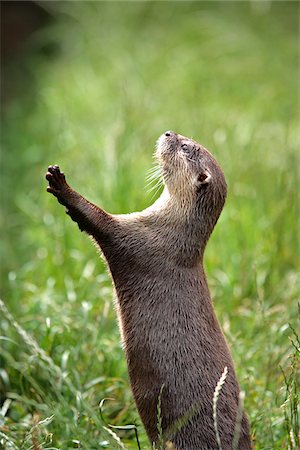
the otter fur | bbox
[46,131,252,449]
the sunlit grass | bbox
[1,2,299,448]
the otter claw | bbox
[48,165,60,174]
[46,164,67,194]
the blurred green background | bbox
[1,1,299,449]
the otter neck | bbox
[146,188,213,265]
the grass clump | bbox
[280,318,300,450]
[1,2,299,448]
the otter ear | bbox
[197,170,211,185]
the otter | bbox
[46,131,252,450]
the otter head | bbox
[156,131,227,237]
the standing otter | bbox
[46,131,252,449]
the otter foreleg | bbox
[46,165,114,240]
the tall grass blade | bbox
[213,366,228,450]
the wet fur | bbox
[46,132,252,449]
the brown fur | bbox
[46,131,252,449]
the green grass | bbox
[1,2,299,449]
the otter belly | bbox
[114,271,251,450]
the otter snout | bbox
[156,130,178,157]
[164,130,176,138]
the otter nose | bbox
[164,130,176,137]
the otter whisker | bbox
[146,164,161,179]
[146,165,161,175]
[146,172,161,183]
[145,164,163,194]
[146,177,164,194]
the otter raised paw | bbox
[46,165,69,201]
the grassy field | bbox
[1,2,299,449]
